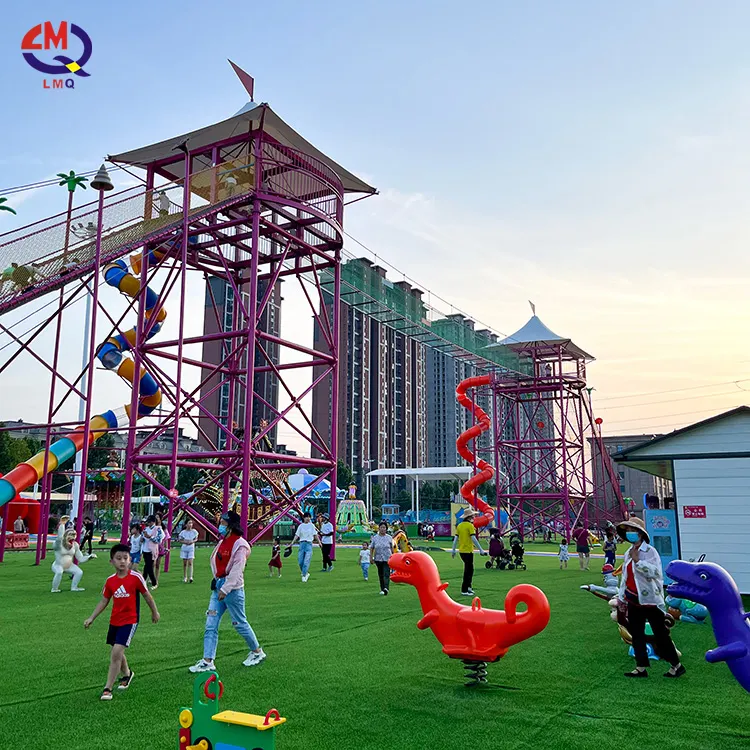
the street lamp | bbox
[71,164,113,528]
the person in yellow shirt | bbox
[451,508,487,595]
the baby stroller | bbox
[510,536,526,571]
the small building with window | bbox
[613,407,750,593]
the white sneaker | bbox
[243,649,266,667]
[379,590,386,595]
[71,587,85,592]
[188,659,214,673]
[302,573,309,582]
[51,589,61,593]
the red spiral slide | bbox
[456,375,495,529]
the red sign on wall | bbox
[683,505,707,519]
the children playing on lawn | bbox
[178,518,198,583]
[558,537,570,569]
[268,536,282,577]
[84,543,160,701]
[359,541,370,581]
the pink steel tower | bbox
[0,66,374,564]
[487,314,626,539]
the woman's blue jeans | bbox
[203,577,259,659]
[297,541,313,575]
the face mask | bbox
[625,531,640,543]
[218,524,228,536]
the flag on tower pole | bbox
[228,59,255,101]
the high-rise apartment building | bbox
[198,277,282,450]
[311,259,427,487]
[426,316,497,466]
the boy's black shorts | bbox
[107,623,138,648]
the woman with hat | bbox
[189,510,266,673]
[616,517,685,679]
[451,508,487,596]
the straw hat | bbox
[616,516,649,543]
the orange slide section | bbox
[456,375,495,529]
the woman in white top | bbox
[286,512,321,583]
[616,517,684,679]
[318,513,335,572]
[178,518,199,583]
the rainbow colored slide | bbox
[456,374,495,529]
[0,244,170,508]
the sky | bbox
[0,1,749,455]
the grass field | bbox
[1,544,748,750]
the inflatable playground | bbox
[1,48,749,750]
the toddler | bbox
[358,541,370,581]
[558,537,570,569]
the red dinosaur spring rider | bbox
[390,550,551,685]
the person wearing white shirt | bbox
[319,513,336,572]
[286,513,322,582]
[178,518,199,583]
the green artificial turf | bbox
[0,545,748,750]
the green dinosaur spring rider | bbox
[178,672,286,750]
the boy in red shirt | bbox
[84,543,160,700]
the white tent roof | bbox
[109,102,376,195]
[366,467,474,481]
[486,315,594,361]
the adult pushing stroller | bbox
[510,534,527,571]
[485,529,508,569]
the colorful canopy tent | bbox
[287,470,347,501]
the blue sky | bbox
[1,2,749,447]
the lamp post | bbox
[72,165,113,534]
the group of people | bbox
[127,514,199,589]
[558,523,618,571]
[84,509,265,700]
[65,499,685,700]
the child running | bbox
[358,541,370,581]
[84,543,160,701]
[178,519,199,583]
[558,537,570,569]
[268,537,282,577]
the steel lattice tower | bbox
[0,72,375,564]
[488,315,626,539]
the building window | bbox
[618,471,625,479]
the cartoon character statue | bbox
[51,527,96,592]
[580,564,619,601]
[667,559,750,693]
[666,595,709,624]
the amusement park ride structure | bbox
[0,64,624,564]
[0,63,374,564]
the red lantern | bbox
[536,421,545,429]
[595,417,603,425]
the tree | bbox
[147,465,171,494]
[87,433,116,471]
[396,488,411,505]
[177,466,203,495]
[336,459,354,490]
[420,482,435,502]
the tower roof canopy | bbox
[109,103,376,195]
[487,315,594,361]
